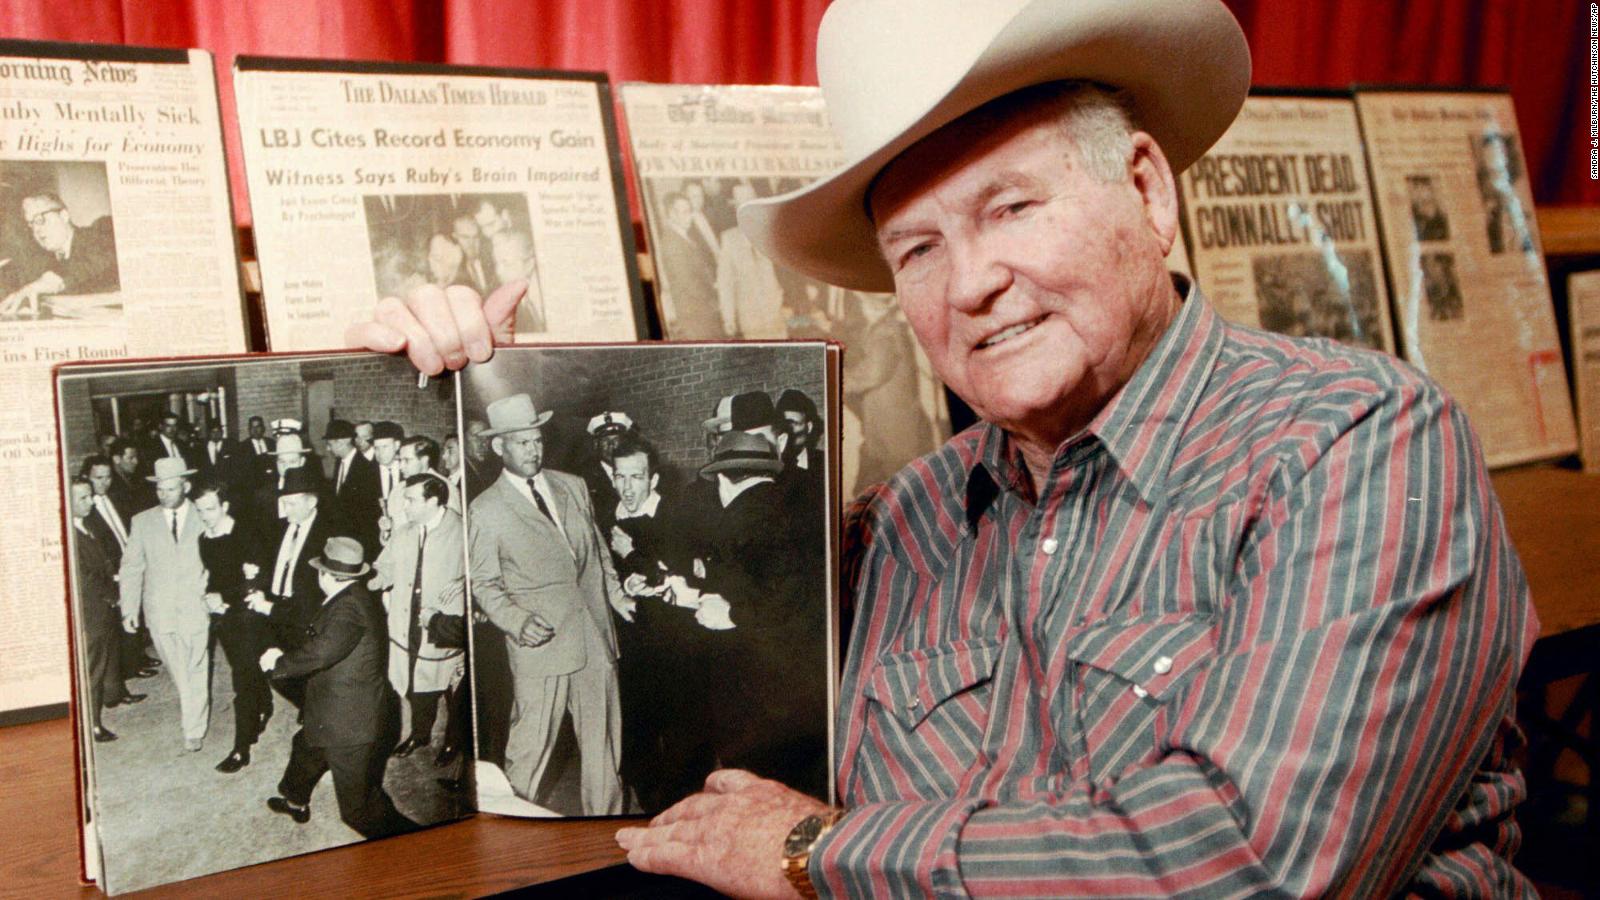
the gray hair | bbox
[968,80,1137,184]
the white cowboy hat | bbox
[737,0,1251,293]
[145,456,196,482]
[482,393,554,437]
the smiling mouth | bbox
[977,317,1044,350]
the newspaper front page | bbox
[620,83,949,499]
[1180,93,1394,353]
[236,59,644,351]
[0,42,246,720]
[1356,90,1575,468]
[1568,271,1600,472]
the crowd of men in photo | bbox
[67,381,829,829]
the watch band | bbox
[781,808,844,900]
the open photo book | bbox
[53,342,840,895]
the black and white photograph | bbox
[1407,173,1450,242]
[1471,131,1534,255]
[1422,251,1465,321]
[0,159,121,322]
[1251,248,1385,350]
[460,343,834,818]
[362,191,547,333]
[56,353,470,895]
[647,175,945,496]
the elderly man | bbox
[351,2,1536,895]
[467,393,633,814]
[119,456,211,751]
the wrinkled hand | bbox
[259,647,284,671]
[344,280,526,375]
[616,769,829,899]
[519,613,554,648]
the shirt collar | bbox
[965,275,1223,519]
[616,491,661,521]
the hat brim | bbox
[699,456,784,481]
[482,410,554,438]
[145,468,197,482]
[309,558,370,578]
[737,0,1250,293]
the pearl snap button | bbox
[1041,537,1059,555]
[1153,655,1173,675]
[1131,685,1148,699]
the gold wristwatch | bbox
[781,808,844,899]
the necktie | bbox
[336,457,348,493]
[526,478,553,521]
[169,509,179,541]
[407,527,427,694]
[274,524,301,596]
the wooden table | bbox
[0,715,643,898]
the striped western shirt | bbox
[818,285,1537,898]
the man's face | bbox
[595,432,620,462]
[248,418,265,440]
[326,436,353,459]
[496,429,543,479]
[70,483,93,519]
[276,453,304,474]
[491,236,534,282]
[870,104,1179,442]
[474,202,506,237]
[155,477,188,510]
[114,447,138,475]
[87,463,113,496]
[668,197,692,231]
[193,491,227,528]
[612,452,656,514]
[398,444,427,477]
[22,196,71,254]
[208,425,225,443]
[354,423,373,451]
[465,421,489,463]
[443,435,461,472]
[427,234,464,283]
[281,493,315,524]
[402,482,437,523]
[159,417,179,439]
[452,218,482,259]
[373,437,400,467]
[783,411,810,443]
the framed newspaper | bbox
[234,57,646,351]
[1568,271,1600,472]
[0,39,247,725]
[1355,88,1576,468]
[620,83,949,498]
[1178,90,1395,353]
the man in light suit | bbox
[118,456,210,751]
[370,473,466,765]
[468,393,634,814]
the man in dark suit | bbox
[0,190,119,319]
[696,430,827,797]
[323,419,381,558]
[468,393,632,814]
[141,414,195,478]
[82,453,156,692]
[243,416,274,457]
[250,433,323,539]
[656,191,724,338]
[247,466,336,709]
[68,477,124,742]
[107,437,154,514]
[196,421,239,483]
[261,536,415,838]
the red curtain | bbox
[1,0,1591,225]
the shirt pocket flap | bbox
[866,637,1002,730]
[1063,613,1215,702]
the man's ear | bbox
[1127,131,1180,257]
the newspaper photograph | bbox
[1355,90,1575,468]
[620,83,948,498]
[1568,271,1600,473]
[0,40,247,722]
[235,59,645,351]
[55,351,471,895]
[459,343,835,817]
[1179,94,1394,353]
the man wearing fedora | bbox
[261,536,416,838]
[247,466,337,710]
[468,393,632,815]
[352,1,1536,895]
[324,418,381,557]
[118,456,211,751]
